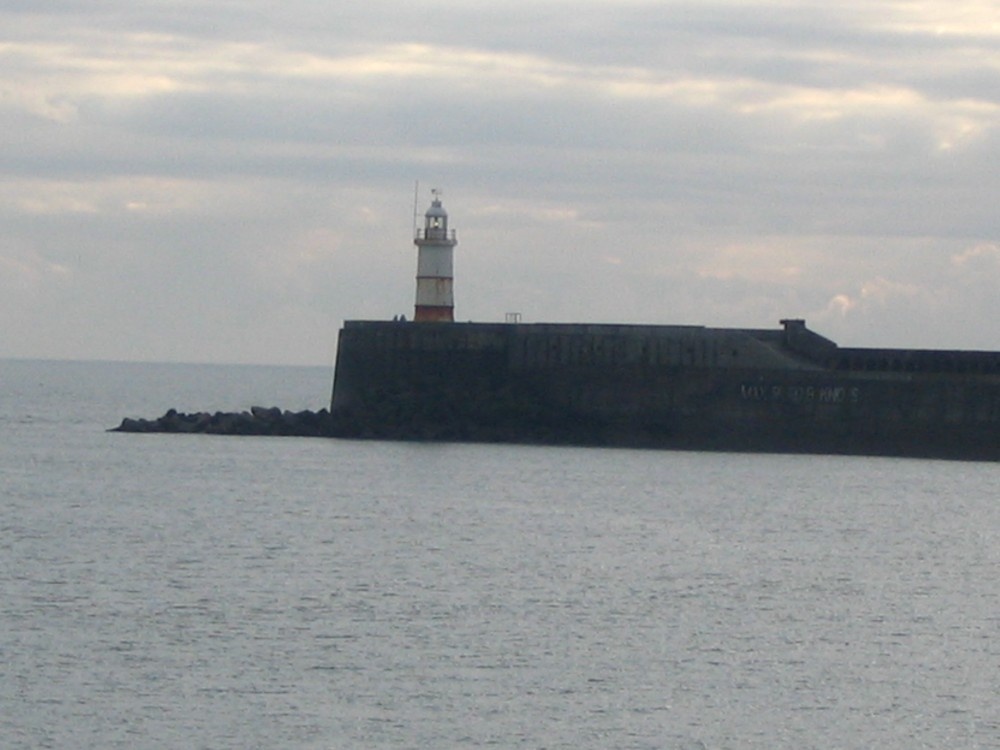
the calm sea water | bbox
[2,358,998,749]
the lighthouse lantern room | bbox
[413,189,458,322]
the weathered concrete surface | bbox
[328,319,1000,460]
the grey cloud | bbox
[2,0,998,362]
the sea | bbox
[2,357,998,749]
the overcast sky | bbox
[2,0,999,364]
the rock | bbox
[110,406,347,438]
[114,417,155,433]
[250,405,282,422]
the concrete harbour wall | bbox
[330,320,1000,459]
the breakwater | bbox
[112,318,1000,460]
[328,319,1000,460]
[111,406,340,437]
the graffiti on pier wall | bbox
[740,383,861,405]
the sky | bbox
[2,0,999,365]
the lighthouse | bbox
[413,189,458,322]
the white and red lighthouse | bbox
[413,189,458,322]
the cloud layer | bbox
[2,1,999,363]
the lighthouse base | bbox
[414,306,454,322]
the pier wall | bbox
[330,320,1000,459]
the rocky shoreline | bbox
[110,406,343,438]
